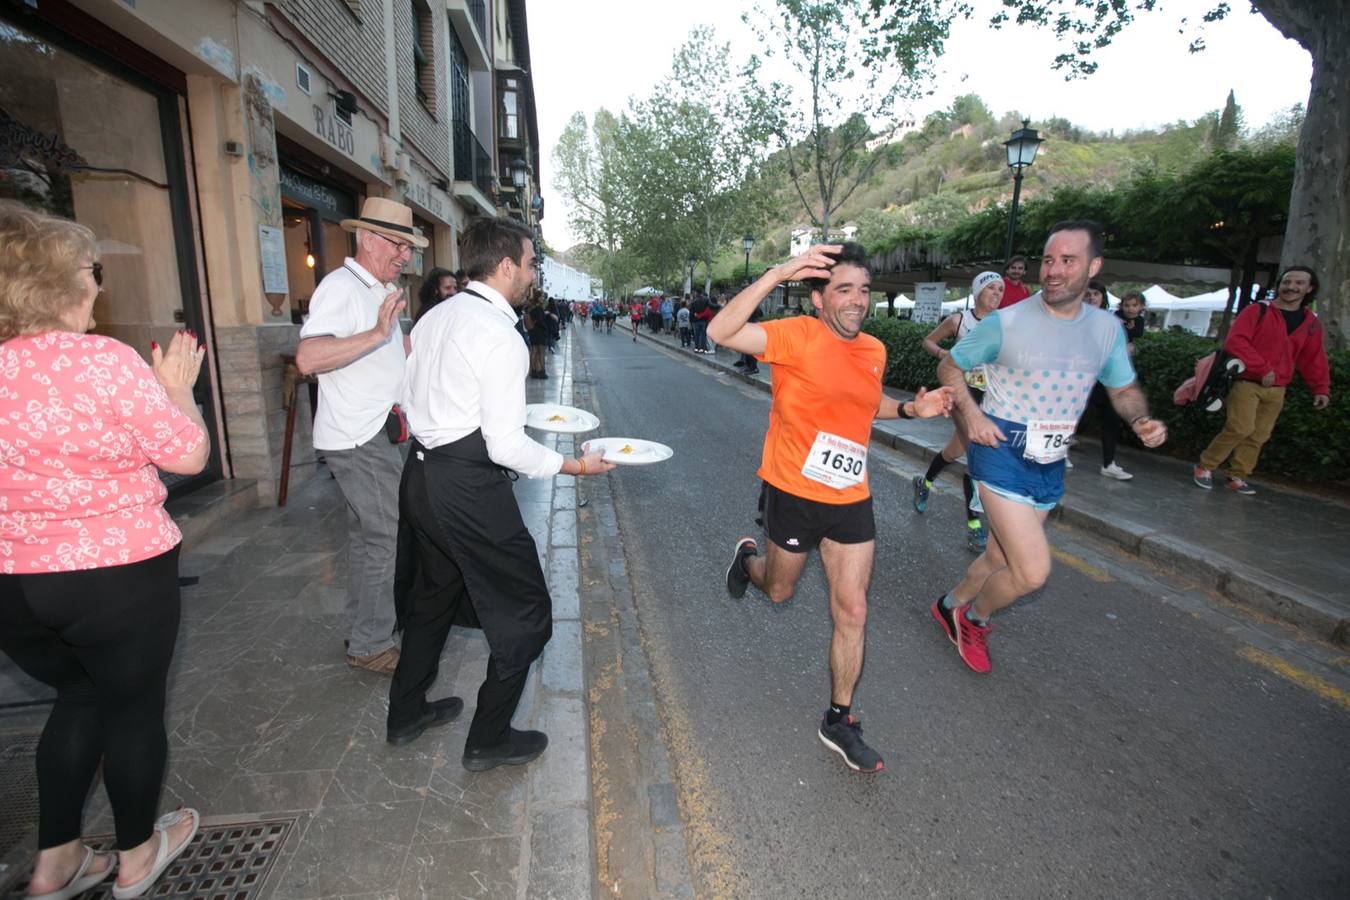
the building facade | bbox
[0,0,543,504]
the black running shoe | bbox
[725,537,757,599]
[817,715,884,773]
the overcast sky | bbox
[526,0,1313,250]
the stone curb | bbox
[634,329,1348,647]
[520,332,598,899]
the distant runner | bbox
[710,242,954,773]
[912,270,1005,552]
[932,221,1166,674]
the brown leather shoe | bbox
[346,646,400,675]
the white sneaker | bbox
[1101,463,1133,481]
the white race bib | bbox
[802,431,868,488]
[1023,419,1075,464]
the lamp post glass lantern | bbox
[742,233,754,281]
[1002,119,1043,261]
[511,157,527,189]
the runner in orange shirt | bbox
[709,242,953,773]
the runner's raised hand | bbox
[773,245,843,284]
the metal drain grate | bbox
[3,818,295,900]
[0,734,40,860]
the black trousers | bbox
[1086,384,1122,467]
[0,547,181,850]
[389,438,551,748]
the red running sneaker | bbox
[952,603,992,674]
[930,596,958,645]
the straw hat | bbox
[340,197,429,248]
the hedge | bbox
[861,316,1348,481]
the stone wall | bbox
[215,324,318,505]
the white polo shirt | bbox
[402,280,564,479]
[299,258,406,451]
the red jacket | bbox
[998,282,1031,309]
[1224,302,1331,396]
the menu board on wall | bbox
[258,225,289,295]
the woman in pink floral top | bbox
[0,202,208,899]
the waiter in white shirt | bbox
[296,197,425,676]
[389,217,614,766]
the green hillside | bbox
[749,93,1301,263]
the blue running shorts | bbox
[965,414,1066,510]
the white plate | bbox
[582,437,675,466]
[525,403,600,434]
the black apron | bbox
[399,431,552,679]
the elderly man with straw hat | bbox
[296,197,427,674]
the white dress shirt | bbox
[402,280,564,479]
[299,258,406,450]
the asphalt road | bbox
[573,323,1350,900]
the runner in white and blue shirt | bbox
[928,221,1168,675]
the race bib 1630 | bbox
[802,431,868,489]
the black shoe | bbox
[725,537,757,599]
[462,728,549,771]
[733,360,746,367]
[743,367,759,375]
[817,715,884,773]
[387,696,464,746]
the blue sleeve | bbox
[949,313,1003,370]
[1098,327,1136,389]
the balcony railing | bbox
[467,0,487,41]
[453,120,495,199]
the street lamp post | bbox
[687,256,697,295]
[1002,119,1043,262]
[742,233,754,283]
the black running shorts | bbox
[758,481,875,552]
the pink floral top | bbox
[1,332,206,573]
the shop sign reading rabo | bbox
[311,104,354,156]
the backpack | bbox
[1173,302,1267,412]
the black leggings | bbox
[1086,384,1121,467]
[0,547,182,851]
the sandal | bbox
[27,846,115,900]
[111,808,199,899]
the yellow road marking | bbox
[1050,547,1114,583]
[1240,647,1350,712]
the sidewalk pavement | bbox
[636,325,1350,647]
[0,333,594,899]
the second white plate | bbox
[525,403,601,434]
[582,437,675,466]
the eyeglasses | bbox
[81,262,103,288]
[373,232,414,255]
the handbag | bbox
[385,403,409,443]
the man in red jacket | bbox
[1194,266,1332,495]
[997,256,1032,309]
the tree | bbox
[1211,89,1243,150]
[551,110,634,297]
[623,27,779,293]
[744,0,920,244]
[867,0,1349,346]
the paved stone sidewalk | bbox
[635,324,1350,645]
[0,331,593,899]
